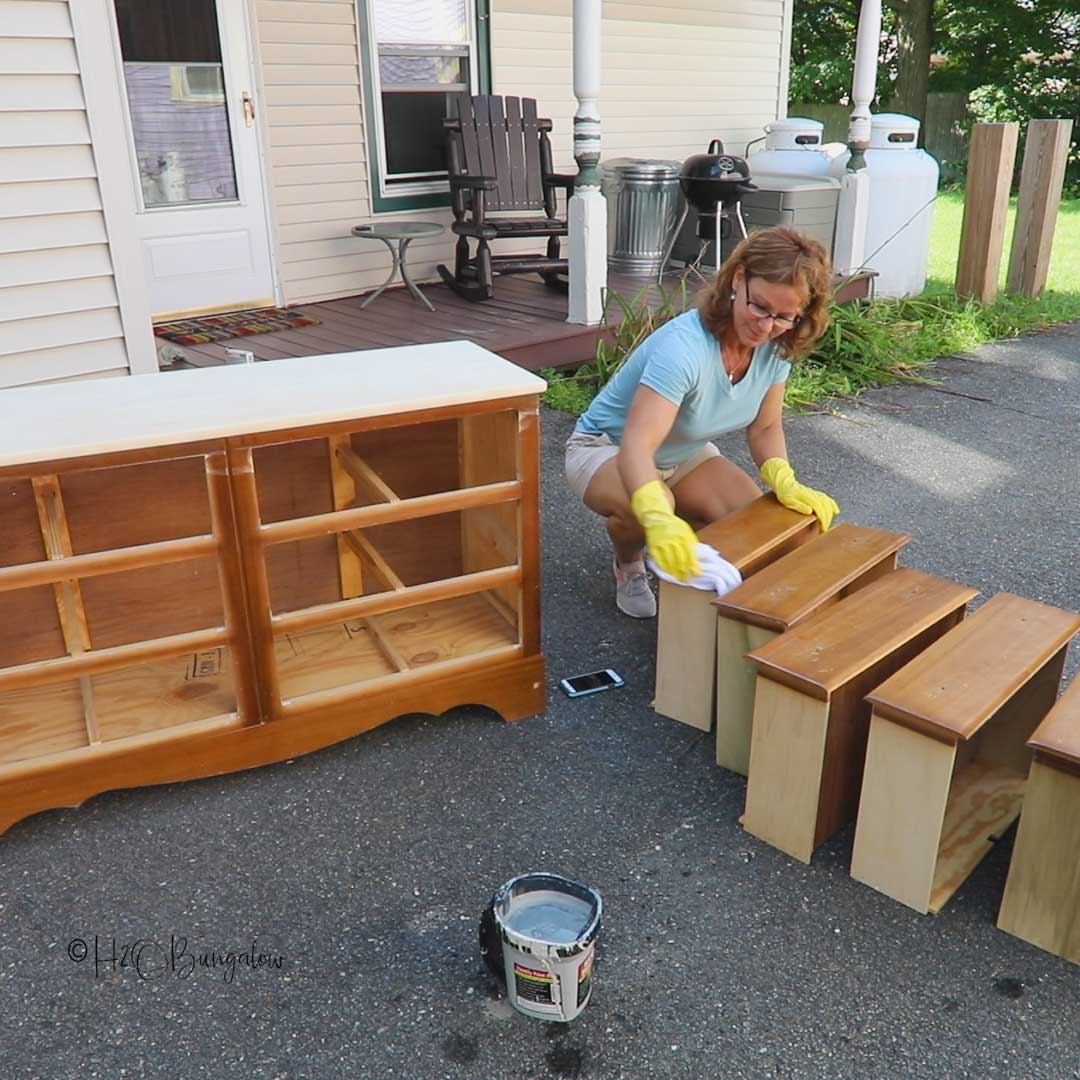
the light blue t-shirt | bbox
[575,309,791,469]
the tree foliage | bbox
[967,51,1080,194]
[790,0,1079,104]
[930,0,1079,94]
[788,0,897,104]
[789,0,1080,190]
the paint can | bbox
[479,872,602,1022]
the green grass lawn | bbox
[925,189,1080,313]
[541,191,1080,415]
[783,193,1080,408]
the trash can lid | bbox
[602,157,681,178]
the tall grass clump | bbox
[791,287,1080,408]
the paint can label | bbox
[577,952,593,1007]
[513,962,555,1005]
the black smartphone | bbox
[559,669,624,698]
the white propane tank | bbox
[747,118,833,178]
[829,113,939,297]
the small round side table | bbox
[351,221,444,311]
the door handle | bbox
[242,91,255,127]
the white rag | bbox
[648,543,743,597]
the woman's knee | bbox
[607,510,645,551]
[704,481,759,522]
[606,503,639,531]
[724,474,761,512]
[581,457,630,517]
[674,461,759,523]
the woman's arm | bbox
[618,385,701,580]
[748,381,840,530]
[745,382,788,468]
[617,386,680,497]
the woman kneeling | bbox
[565,225,839,618]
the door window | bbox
[114,0,238,208]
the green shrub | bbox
[968,57,1080,197]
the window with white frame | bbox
[363,0,486,204]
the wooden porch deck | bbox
[164,271,693,375]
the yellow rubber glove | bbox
[629,479,701,581]
[760,458,839,532]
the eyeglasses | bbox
[743,275,800,330]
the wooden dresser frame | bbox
[0,373,545,835]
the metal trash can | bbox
[601,158,683,276]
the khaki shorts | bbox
[564,429,721,503]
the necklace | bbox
[720,329,753,383]
[726,348,752,383]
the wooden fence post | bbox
[1007,119,1074,298]
[955,122,1019,304]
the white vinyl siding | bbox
[492,0,789,172]
[254,0,790,305]
[0,0,140,388]
[254,0,457,304]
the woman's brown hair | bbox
[697,225,832,360]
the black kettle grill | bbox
[658,139,756,281]
[680,139,756,233]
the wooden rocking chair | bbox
[437,94,574,302]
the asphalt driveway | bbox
[1,323,1078,1080]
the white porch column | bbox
[568,0,607,325]
[833,0,881,276]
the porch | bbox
[163,271,694,375]
[161,270,875,375]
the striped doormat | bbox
[154,307,321,346]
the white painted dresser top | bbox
[0,341,547,468]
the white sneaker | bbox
[614,559,657,619]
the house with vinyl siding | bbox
[0,0,794,389]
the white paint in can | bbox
[489,873,602,1023]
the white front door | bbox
[111,0,277,319]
